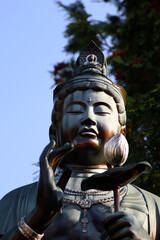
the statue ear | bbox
[49,124,62,146]
[120,126,126,136]
[49,124,56,141]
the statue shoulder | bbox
[129,184,160,202]
[0,182,38,235]
[122,184,160,219]
[128,184,160,238]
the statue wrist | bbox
[18,217,44,240]
[25,206,56,234]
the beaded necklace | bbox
[60,186,128,233]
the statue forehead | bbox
[63,89,116,108]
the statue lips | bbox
[78,128,98,139]
[74,128,99,148]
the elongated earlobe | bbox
[49,124,56,141]
[120,127,126,136]
[49,123,62,147]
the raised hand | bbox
[37,140,75,209]
[0,141,76,239]
[29,140,76,233]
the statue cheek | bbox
[103,129,115,143]
[98,115,120,142]
[61,117,79,142]
[98,123,116,144]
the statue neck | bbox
[68,164,107,173]
[55,164,107,192]
[59,147,106,167]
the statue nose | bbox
[81,108,96,126]
[81,118,96,126]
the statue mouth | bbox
[78,128,98,138]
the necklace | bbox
[64,188,110,196]
[61,186,128,233]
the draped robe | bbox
[0,173,160,239]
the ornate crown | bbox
[53,41,127,127]
[75,40,107,76]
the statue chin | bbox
[59,137,105,168]
[74,136,100,149]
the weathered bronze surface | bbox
[0,41,159,239]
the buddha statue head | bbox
[49,41,127,167]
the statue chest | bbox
[43,204,112,240]
[42,186,149,240]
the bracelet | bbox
[18,217,44,240]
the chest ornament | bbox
[61,187,127,233]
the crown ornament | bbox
[75,41,107,76]
[53,41,127,127]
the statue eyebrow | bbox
[93,102,113,111]
[64,101,86,111]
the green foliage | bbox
[52,0,160,195]
[56,1,102,53]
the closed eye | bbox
[65,103,85,115]
[94,104,111,116]
[67,111,83,115]
[95,112,111,116]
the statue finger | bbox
[48,141,76,168]
[39,140,56,168]
[105,218,131,236]
[107,227,133,240]
[57,167,72,191]
[104,212,125,227]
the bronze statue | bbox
[0,41,160,239]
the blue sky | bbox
[0,0,117,199]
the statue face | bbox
[60,89,121,150]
